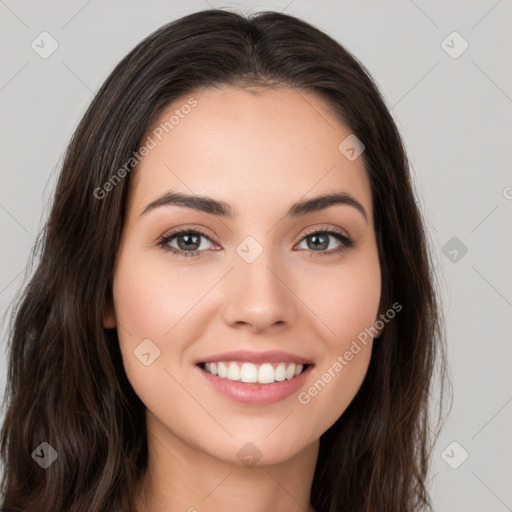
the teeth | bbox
[240,362,258,383]
[258,363,275,384]
[217,362,228,378]
[227,362,240,381]
[274,363,286,381]
[202,361,306,384]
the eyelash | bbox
[156,226,354,259]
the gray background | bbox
[1,1,511,510]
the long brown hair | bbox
[0,8,448,512]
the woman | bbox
[0,8,448,512]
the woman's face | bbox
[106,85,382,466]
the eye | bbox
[296,226,354,257]
[157,228,217,258]
[157,226,354,259]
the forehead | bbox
[128,85,372,222]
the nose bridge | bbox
[221,238,296,330]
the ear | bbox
[102,293,116,329]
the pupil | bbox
[179,234,200,250]
[309,234,327,250]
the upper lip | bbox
[197,350,313,365]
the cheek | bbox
[111,249,219,403]
[111,252,180,379]
[300,343,373,439]
[112,250,210,340]
[299,248,381,345]
[111,258,182,415]
[297,322,375,438]
[292,250,380,430]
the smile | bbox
[197,356,313,405]
[200,361,307,384]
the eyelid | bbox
[300,224,350,239]
[158,225,218,244]
[159,224,350,243]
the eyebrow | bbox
[141,190,368,223]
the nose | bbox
[221,251,297,333]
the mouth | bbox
[195,352,314,405]
[198,361,311,385]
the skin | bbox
[103,85,382,512]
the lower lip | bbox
[198,364,313,405]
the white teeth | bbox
[217,362,228,378]
[258,363,275,384]
[227,362,240,381]
[240,362,258,383]
[274,363,286,381]
[203,361,306,384]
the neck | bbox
[135,410,319,512]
